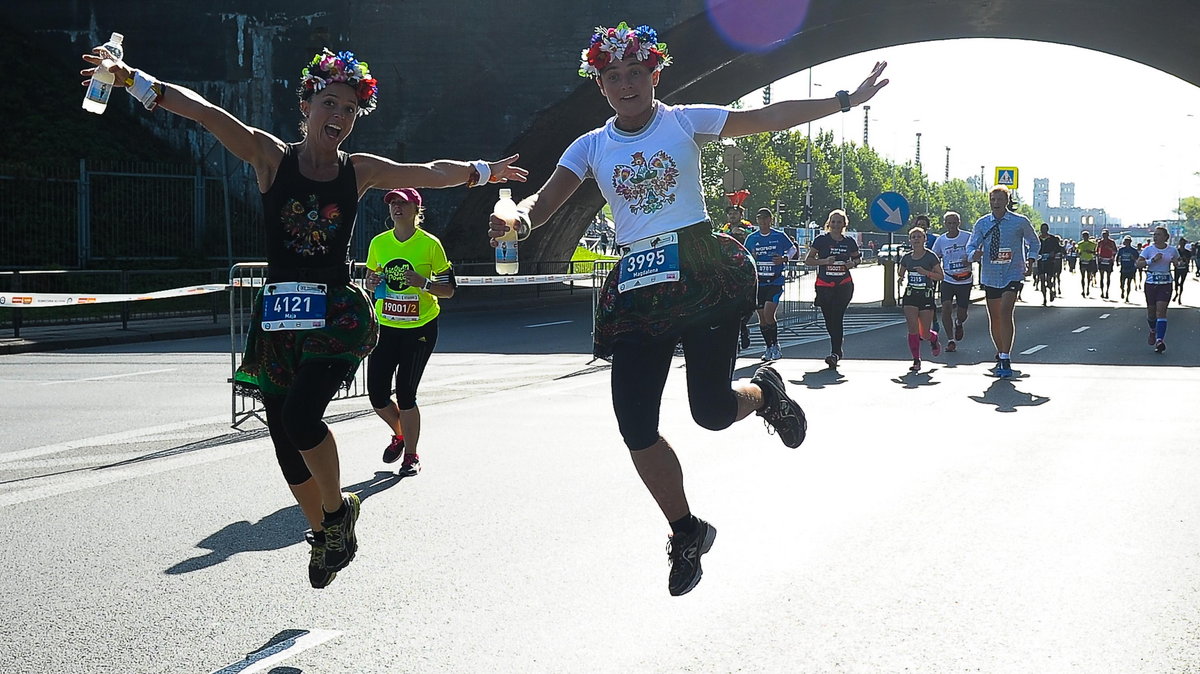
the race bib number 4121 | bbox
[262,282,327,331]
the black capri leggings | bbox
[610,317,741,451]
[366,319,439,410]
[815,283,854,356]
[263,359,355,485]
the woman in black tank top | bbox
[82,45,527,588]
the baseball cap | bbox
[383,188,422,206]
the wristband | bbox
[514,208,532,241]
[835,90,851,113]
[128,70,163,111]
[468,160,491,188]
[422,278,432,292]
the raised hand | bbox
[80,47,132,89]
[850,61,889,106]
[487,154,529,184]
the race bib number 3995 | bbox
[262,282,327,331]
[617,232,681,292]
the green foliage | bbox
[703,128,1009,234]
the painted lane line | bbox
[524,320,572,328]
[1072,326,1090,333]
[0,414,229,466]
[1099,313,1110,319]
[1020,344,1048,355]
[39,367,177,386]
[211,629,341,674]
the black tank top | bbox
[261,143,359,284]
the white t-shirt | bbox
[931,230,973,285]
[558,101,729,245]
[1140,244,1178,283]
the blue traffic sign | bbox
[869,192,910,232]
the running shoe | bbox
[666,518,716,596]
[382,435,405,464]
[996,358,1014,378]
[751,365,807,448]
[954,322,964,341]
[1155,340,1166,353]
[740,324,751,350]
[930,338,942,357]
[909,358,922,373]
[770,345,784,361]
[946,340,957,352]
[761,347,773,362]
[321,492,361,573]
[824,353,840,367]
[306,530,338,589]
[1147,331,1156,346]
[398,454,421,477]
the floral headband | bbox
[578,22,671,78]
[298,48,378,116]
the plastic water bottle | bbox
[493,188,520,275]
[82,32,124,114]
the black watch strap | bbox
[836,90,851,113]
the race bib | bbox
[617,232,681,292]
[1039,253,1053,262]
[756,261,780,277]
[261,282,327,331]
[381,291,420,322]
[1147,271,1172,284]
[1099,258,1113,267]
[906,272,927,289]
[996,248,1013,263]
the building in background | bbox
[1032,178,1120,239]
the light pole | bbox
[863,105,870,147]
[915,132,922,167]
[945,146,951,182]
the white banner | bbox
[0,284,228,308]
[455,273,592,286]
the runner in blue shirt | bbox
[1116,236,1139,302]
[744,208,799,361]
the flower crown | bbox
[578,22,671,78]
[298,48,378,116]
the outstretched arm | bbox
[81,50,284,181]
[353,154,528,196]
[487,166,584,244]
[719,62,889,138]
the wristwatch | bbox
[835,90,851,113]
[422,279,432,292]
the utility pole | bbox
[915,132,922,167]
[863,105,870,147]
[945,146,950,182]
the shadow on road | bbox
[166,470,403,575]
[790,367,847,390]
[891,368,942,389]
[968,378,1050,412]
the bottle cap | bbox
[110,32,124,43]
[499,188,512,199]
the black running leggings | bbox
[366,320,439,410]
[815,283,854,356]
[610,318,741,451]
[263,359,354,485]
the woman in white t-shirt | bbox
[487,21,887,596]
[1136,226,1180,353]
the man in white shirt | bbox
[931,211,972,352]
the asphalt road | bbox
[0,286,1197,673]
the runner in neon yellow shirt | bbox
[364,188,455,476]
[1075,232,1098,297]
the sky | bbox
[737,38,1200,226]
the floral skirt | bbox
[593,223,756,359]
[234,283,379,399]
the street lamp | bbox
[945,146,950,182]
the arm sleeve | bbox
[557,132,595,181]
[966,224,983,258]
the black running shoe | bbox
[740,324,751,350]
[397,454,421,477]
[306,530,338,589]
[667,519,716,596]
[382,435,405,464]
[321,492,361,572]
[1155,340,1166,353]
[824,353,840,367]
[751,365,807,448]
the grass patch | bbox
[569,246,617,274]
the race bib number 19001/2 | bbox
[262,282,327,331]
[617,232,681,292]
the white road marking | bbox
[1072,326,1090,333]
[524,320,573,328]
[39,367,176,386]
[1099,313,1110,319]
[0,414,229,465]
[210,629,340,674]
[1020,344,1048,355]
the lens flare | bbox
[706,0,812,53]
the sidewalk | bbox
[0,263,928,355]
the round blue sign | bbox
[869,192,910,233]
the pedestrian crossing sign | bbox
[995,166,1019,189]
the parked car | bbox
[877,243,911,261]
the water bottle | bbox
[82,32,124,114]
[493,188,520,275]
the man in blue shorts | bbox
[744,207,799,361]
[967,186,1039,377]
[1116,236,1139,302]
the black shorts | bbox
[756,284,784,308]
[939,281,972,308]
[1098,259,1115,273]
[1120,268,1136,280]
[902,293,937,311]
[983,281,1023,300]
[1081,259,1097,273]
